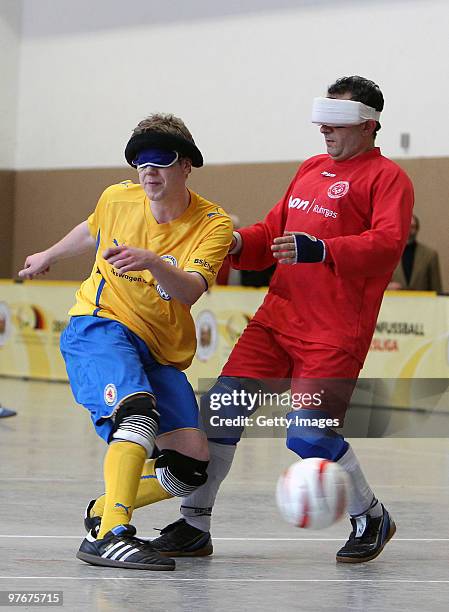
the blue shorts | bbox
[60,316,199,443]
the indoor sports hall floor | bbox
[1,377,449,612]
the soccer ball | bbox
[276,458,349,529]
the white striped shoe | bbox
[77,524,175,570]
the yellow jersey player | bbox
[19,113,233,571]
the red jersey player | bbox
[152,76,414,564]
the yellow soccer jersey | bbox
[68,181,233,370]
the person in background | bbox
[388,214,442,292]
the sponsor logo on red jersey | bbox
[288,196,310,210]
[288,195,338,219]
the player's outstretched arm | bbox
[18,221,96,280]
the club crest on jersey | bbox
[328,181,349,199]
[104,383,117,406]
[161,255,178,267]
[156,255,177,300]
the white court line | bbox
[2,477,449,490]
[231,481,449,489]
[211,537,449,542]
[359,447,449,459]
[0,577,449,584]
[1,535,448,542]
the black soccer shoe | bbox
[77,524,175,570]
[84,499,101,536]
[151,518,213,557]
[336,504,396,563]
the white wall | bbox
[14,0,449,169]
[0,0,22,169]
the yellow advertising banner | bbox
[187,287,266,389]
[0,280,76,380]
[362,291,449,379]
[188,289,449,386]
[1,282,448,403]
[357,291,449,411]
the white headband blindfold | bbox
[311,97,381,126]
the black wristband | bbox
[293,233,325,263]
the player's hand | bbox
[271,233,297,264]
[271,231,325,264]
[103,245,155,273]
[18,252,52,279]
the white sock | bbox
[337,445,383,518]
[180,441,237,532]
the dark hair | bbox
[327,76,384,137]
[133,113,194,142]
[412,214,420,231]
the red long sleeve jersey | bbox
[230,148,414,364]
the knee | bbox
[286,409,348,461]
[200,376,262,445]
[158,429,210,461]
[111,393,159,454]
[155,449,209,497]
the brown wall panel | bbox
[11,162,299,281]
[10,158,449,290]
[0,170,15,278]
[13,168,131,281]
[188,161,299,226]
